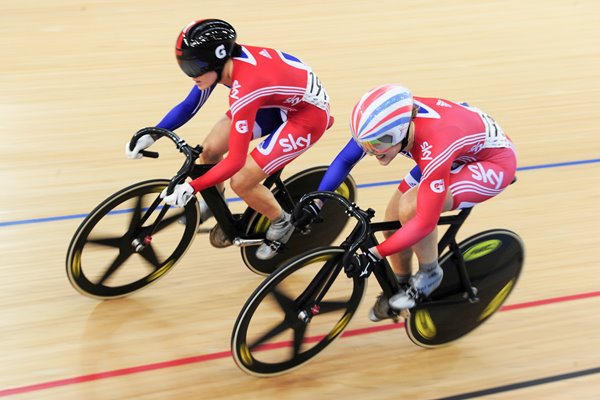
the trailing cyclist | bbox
[294,84,517,320]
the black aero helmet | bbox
[175,19,237,79]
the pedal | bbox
[389,308,410,323]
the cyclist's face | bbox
[374,142,403,166]
[192,71,217,90]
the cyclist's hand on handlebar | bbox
[293,199,323,228]
[160,182,195,208]
[125,134,155,159]
[346,247,383,279]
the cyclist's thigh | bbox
[448,147,517,210]
[250,105,329,175]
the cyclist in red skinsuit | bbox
[193,43,330,188]
[294,84,517,321]
[376,96,517,258]
[127,19,331,260]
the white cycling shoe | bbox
[389,266,443,310]
[256,211,295,260]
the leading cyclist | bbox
[125,19,332,260]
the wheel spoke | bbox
[128,195,144,232]
[138,244,161,269]
[246,288,302,350]
[291,323,308,356]
[86,235,124,249]
[97,249,133,285]
[248,320,290,350]
[271,287,297,314]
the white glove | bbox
[125,134,155,159]
[160,182,195,208]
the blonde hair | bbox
[411,104,420,119]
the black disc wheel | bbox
[405,229,524,347]
[231,247,367,376]
[66,179,200,299]
[241,166,357,275]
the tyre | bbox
[66,179,200,299]
[231,247,367,376]
[241,166,357,275]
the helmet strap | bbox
[215,66,224,83]
[399,127,411,151]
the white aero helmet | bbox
[350,84,413,155]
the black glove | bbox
[345,248,384,279]
[292,201,322,228]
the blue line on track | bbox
[2,157,599,228]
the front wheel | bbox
[405,229,524,348]
[241,166,357,275]
[65,179,200,299]
[231,247,367,376]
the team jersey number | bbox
[303,69,329,110]
[276,50,329,110]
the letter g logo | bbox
[235,120,249,134]
[430,179,445,193]
[215,44,227,59]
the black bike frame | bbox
[367,207,478,302]
[295,191,479,308]
[190,165,289,242]
[130,126,297,244]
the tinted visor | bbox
[360,134,397,155]
[177,58,211,78]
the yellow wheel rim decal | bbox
[148,260,174,282]
[335,182,350,199]
[239,343,253,367]
[479,279,514,321]
[253,215,270,234]
[463,239,502,262]
[72,249,82,278]
[328,312,352,340]
[415,309,437,340]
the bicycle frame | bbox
[129,126,297,247]
[296,192,480,310]
[190,165,290,245]
[368,208,478,304]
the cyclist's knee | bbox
[230,168,262,196]
[230,174,250,196]
[199,143,225,164]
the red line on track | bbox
[1,290,598,397]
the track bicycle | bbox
[231,190,524,376]
[65,128,356,299]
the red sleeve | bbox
[189,108,256,193]
[375,168,449,258]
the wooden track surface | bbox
[1,1,599,398]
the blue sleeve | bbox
[155,84,215,131]
[318,138,365,191]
